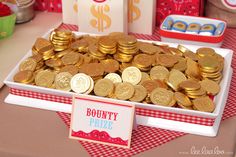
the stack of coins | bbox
[197,48,224,83]
[50,29,73,52]
[32,38,55,60]
[179,79,206,99]
[88,44,106,60]
[114,35,138,63]
[98,36,117,55]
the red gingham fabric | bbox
[10,88,72,104]
[9,88,215,126]
[55,24,236,157]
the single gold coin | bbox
[173,58,187,72]
[30,54,43,63]
[118,35,137,46]
[129,85,147,102]
[174,92,192,107]
[94,79,114,97]
[70,73,91,94]
[133,54,153,68]
[150,88,174,106]
[200,79,220,95]
[104,73,122,83]
[84,76,94,95]
[177,45,190,53]
[141,80,159,94]
[139,72,151,84]
[198,56,220,71]
[14,70,34,84]
[115,82,135,100]
[34,38,53,52]
[35,70,56,88]
[99,36,117,49]
[101,59,119,73]
[61,52,80,65]
[167,69,187,91]
[192,96,215,112]
[150,66,169,81]
[157,54,178,67]
[168,47,183,56]
[19,58,37,71]
[139,42,161,55]
[45,58,63,68]
[55,72,73,91]
[183,51,198,61]
[71,39,88,51]
[185,58,201,79]
[55,49,73,58]
[196,47,215,57]
[60,65,79,76]
[122,66,142,85]
[179,79,201,91]
[79,63,104,77]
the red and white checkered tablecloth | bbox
[57,24,236,157]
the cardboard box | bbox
[128,0,156,35]
[62,0,78,25]
[77,0,128,34]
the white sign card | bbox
[69,94,135,148]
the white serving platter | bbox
[4,31,233,137]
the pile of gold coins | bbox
[50,29,74,52]
[13,29,225,113]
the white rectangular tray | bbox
[4,31,233,137]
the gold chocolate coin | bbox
[79,63,104,77]
[55,72,72,91]
[196,47,215,57]
[132,54,153,68]
[198,56,220,71]
[94,79,114,97]
[179,79,201,91]
[150,66,169,81]
[61,52,80,65]
[129,85,147,102]
[60,65,79,76]
[19,58,37,71]
[157,54,178,67]
[104,73,122,83]
[150,88,174,106]
[122,66,142,85]
[167,69,187,91]
[35,70,56,88]
[70,73,91,94]
[13,70,34,84]
[200,79,220,95]
[139,42,161,55]
[115,82,135,100]
[192,96,215,112]
[174,92,192,107]
[101,59,119,73]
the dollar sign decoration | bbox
[90,4,111,32]
[128,0,141,23]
